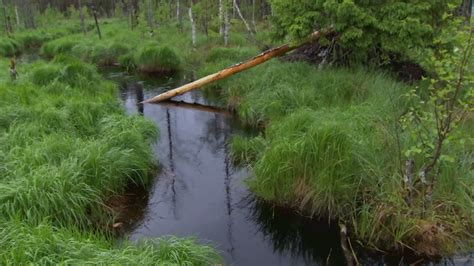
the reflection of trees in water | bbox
[135,83,144,115]
[223,123,236,259]
[242,197,345,265]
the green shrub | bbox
[269,0,462,64]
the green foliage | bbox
[0,220,220,265]
[0,37,20,56]
[220,58,472,254]
[269,0,463,64]
[0,58,155,227]
[41,37,78,58]
[205,47,260,63]
[30,57,99,87]
[135,45,182,72]
[397,20,473,238]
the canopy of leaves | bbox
[269,0,463,65]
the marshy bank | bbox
[103,65,472,264]
[102,67,349,265]
[0,57,219,264]
[197,48,473,260]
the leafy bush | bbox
[269,0,463,64]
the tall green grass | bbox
[0,219,219,265]
[136,45,182,73]
[219,58,473,255]
[0,57,220,264]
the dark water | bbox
[102,68,346,265]
[101,68,473,266]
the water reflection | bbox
[102,68,470,266]
[244,198,345,265]
[101,67,343,265]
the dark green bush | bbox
[269,0,463,64]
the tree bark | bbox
[177,0,182,31]
[219,0,224,36]
[224,0,229,46]
[233,0,254,36]
[128,0,134,29]
[456,0,472,21]
[146,0,154,32]
[14,5,19,29]
[91,4,102,39]
[188,4,196,49]
[2,0,9,35]
[143,29,330,103]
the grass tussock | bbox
[0,57,220,264]
[136,45,182,73]
[220,60,473,256]
[0,219,219,265]
[0,37,21,57]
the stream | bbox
[101,68,472,266]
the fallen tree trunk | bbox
[143,28,332,104]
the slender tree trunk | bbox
[128,0,134,29]
[177,0,182,31]
[143,29,330,103]
[91,4,102,39]
[111,0,116,16]
[224,0,230,46]
[2,0,10,35]
[14,5,19,29]
[78,0,86,34]
[457,0,472,21]
[146,0,154,32]
[232,0,235,18]
[233,0,254,36]
[219,0,224,36]
[28,1,35,29]
[188,3,196,49]
[252,0,255,29]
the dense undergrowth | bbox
[0,56,219,264]
[200,52,473,256]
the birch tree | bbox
[219,0,223,36]
[146,0,154,33]
[188,1,196,49]
[224,0,229,46]
[233,0,254,36]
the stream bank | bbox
[104,67,473,266]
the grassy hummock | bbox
[0,57,220,264]
[135,45,181,73]
[204,55,473,256]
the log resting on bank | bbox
[143,28,333,104]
